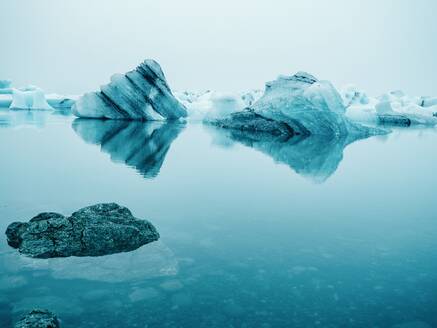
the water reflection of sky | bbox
[0,109,437,327]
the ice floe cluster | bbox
[2,58,437,134]
[175,89,263,121]
[341,85,437,126]
[0,81,76,110]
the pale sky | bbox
[1,0,436,96]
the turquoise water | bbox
[0,108,436,327]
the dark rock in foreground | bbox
[14,309,60,328]
[6,203,159,258]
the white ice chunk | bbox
[341,85,437,126]
[176,89,263,121]
[9,87,53,110]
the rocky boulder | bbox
[14,309,60,328]
[5,203,159,258]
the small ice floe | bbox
[45,93,78,109]
[10,86,53,110]
[175,89,263,121]
[0,80,76,110]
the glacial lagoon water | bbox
[0,108,437,327]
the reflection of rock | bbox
[72,59,187,120]
[14,309,60,328]
[207,126,365,183]
[73,119,184,178]
[4,241,177,283]
[6,203,159,258]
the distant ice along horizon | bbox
[1,0,437,96]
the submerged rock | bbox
[377,114,411,126]
[207,72,385,138]
[5,203,159,258]
[14,309,60,328]
[72,59,187,120]
[72,119,184,178]
[3,240,178,282]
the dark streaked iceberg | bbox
[207,72,386,138]
[207,125,370,183]
[5,203,159,258]
[72,119,184,178]
[72,59,187,120]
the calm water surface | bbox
[0,108,436,327]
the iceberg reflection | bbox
[0,108,50,128]
[207,127,367,183]
[72,119,185,178]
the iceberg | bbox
[207,72,385,138]
[72,119,184,178]
[72,59,187,120]
[250,72,378,136]
[342,86,437,126]
[9,86,53,110]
